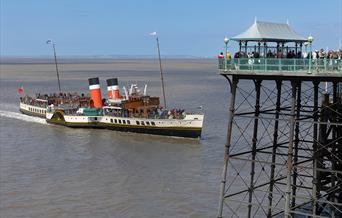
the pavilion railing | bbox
[218,58,342,73]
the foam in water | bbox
[0,110,47,125]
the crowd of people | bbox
[20,92,91,108]
[147,107,185,119]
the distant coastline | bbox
[0,55,214,64]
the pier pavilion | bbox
[217,20,342,217]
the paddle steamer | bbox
[19,77,204,138]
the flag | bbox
[46,40,52,44]
[149,32,157,36]
[17,85,24,94]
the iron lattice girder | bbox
[218,73,342,218]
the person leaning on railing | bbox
[218,52,224,69]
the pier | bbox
[217,21,342,217]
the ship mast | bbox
[46,40,61,93]
[150,32,167,109]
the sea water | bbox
[0,59,229,218]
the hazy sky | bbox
[1,0,341,57]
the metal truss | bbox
[218,75,342,218]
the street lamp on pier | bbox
[224,36,229,71]
[307,35,314,74]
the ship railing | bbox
[218,58,342,74]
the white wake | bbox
[0,110,47,125]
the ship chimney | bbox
[88,77,103,108]
[106,78,120,99]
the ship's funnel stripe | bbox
[107,85,119,91]
[89,84,101,90]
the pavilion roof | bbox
[231,21,307,43]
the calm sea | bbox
[0,59,230,218]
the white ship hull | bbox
[19,102,47,118]
[46,110,204,138]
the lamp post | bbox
[304,42,309,57]
[224,36,229,71]
[307,35,314,74]
[150,32,167,109]
[46,40,61,92]
[304,42,309,70]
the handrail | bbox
[218,58,342,73]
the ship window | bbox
[146,121,150,125]
[94,117,98,121]
[110,119,113,123]
[194,118,198,120]
[114,119,117,123]
[141,121,145,126]
[136,121,140,125]
[127,120,130,125]
[118,119,122,124]
[151,122,156,126]
[123,120,126,124]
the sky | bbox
[1,0,341,57]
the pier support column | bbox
[312,81,320,217]
[217,76,239,218]
[331,81,338,218]
[291,82,302,208]
[284,80,298,217]
[267,80,282,217]
[247,79,262,218]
